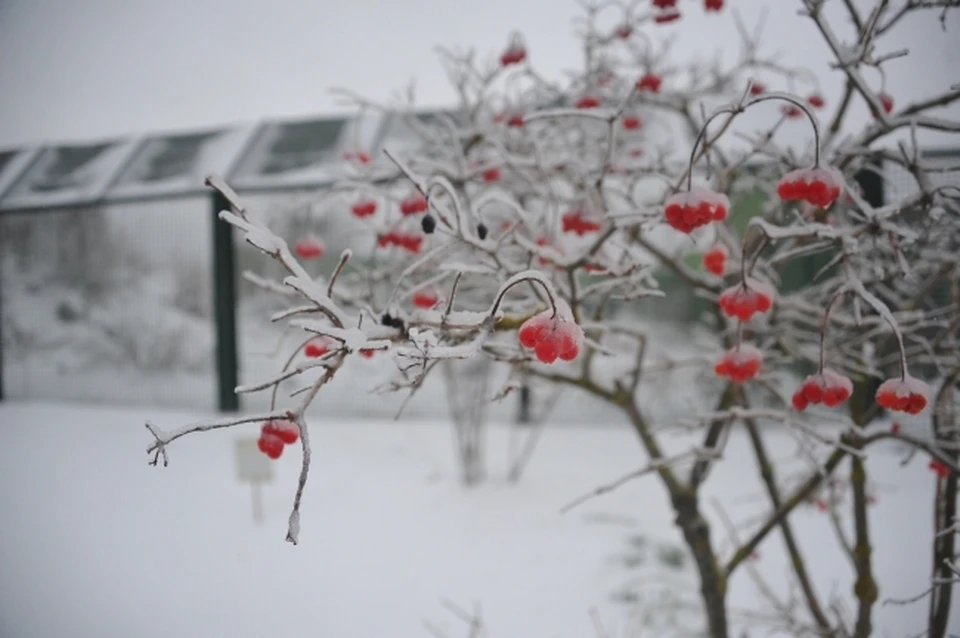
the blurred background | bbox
[1,3,959,638]
[0,0,956,422]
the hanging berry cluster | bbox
[257,420,300,460]
[517,298,585,365]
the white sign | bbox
[234,437,274,524]
[235,437,274,483]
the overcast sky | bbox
[0,0,957,150]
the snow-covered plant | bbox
[145,1,960,635]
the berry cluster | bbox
[704,0,723,10]
[663,187,730,234]
[702,245,727,276]
[875,376,931,415]
[622,115,643,131]
[781,104,803,119]
[718,279,775,321]
[304,337,333,358]
[575,95,601,109]
[294,236,324,260]
[412,290,439,309]
[562,210,602,235]
[378,231,424,253]
[713,345,763,383]
[400,194,429,216]
[351,199,378,218]
[807,94,825,109]
[342,151,371,165]
[929,459,950,478]
[636,73,662,93]
[482,167,501,183]
[517,300,584,364]
[776,167,844,208]
[500,38,526,66]
[878,93,894,114]
[654,8,681,23]
[791,369,853,411]
[257,420,300,460]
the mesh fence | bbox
[2,150,956,418]
[0,196,217,410]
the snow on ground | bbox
[0,401,954,638]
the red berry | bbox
[517,300,584,364]
[637,73,662,93]
[814,499,829,512]
[663,187,730,234]
[792,369,853,411]
[702,245,727,276]
[718,278,776,321]
[622,115,643,131]
[350,199,378,218]
[652,0,677,7]
[749,82,765,96]
[807,94,825,109]
[875,376,931,415]
[265,420,300,445]
[704,0,723,10]
[929,459,951,478]
[713,345,763,383]
[615,23,632,39]
[304,338,331,358]
[359,349,375,359]
[781,104,803,119]
[413,290,439,309]
[400,194,428,216]
[257,433,284,459]
[791,391,809,411]
[890,421,901,434]
[878,93,894,114]
[576,95,601,109]
[294,236,324,260]
[776,167,844,209]
[482,167,501,183]
[500,34,527,67]
[654,9,681,23]
[401,234,423,253]
[506,113,525,128]
[562,210,602,235]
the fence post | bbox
[212,192,240,413]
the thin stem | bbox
[488,270,560,319]
[819,286,850,373]
[326,250,352,298]
[686,106,739,191]
[744,93,822,166]
[739,221,770,284]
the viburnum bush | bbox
[144,1,960,636]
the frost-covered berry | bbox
[517,299,584,364]
[791,369,853,411]
[718,278,775,321]
[663,187,730,234]
[776,167,844,209]
[713,345,763,383]
[294,236,324,260]
[875,376,931,414]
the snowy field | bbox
[0,401,954,638]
